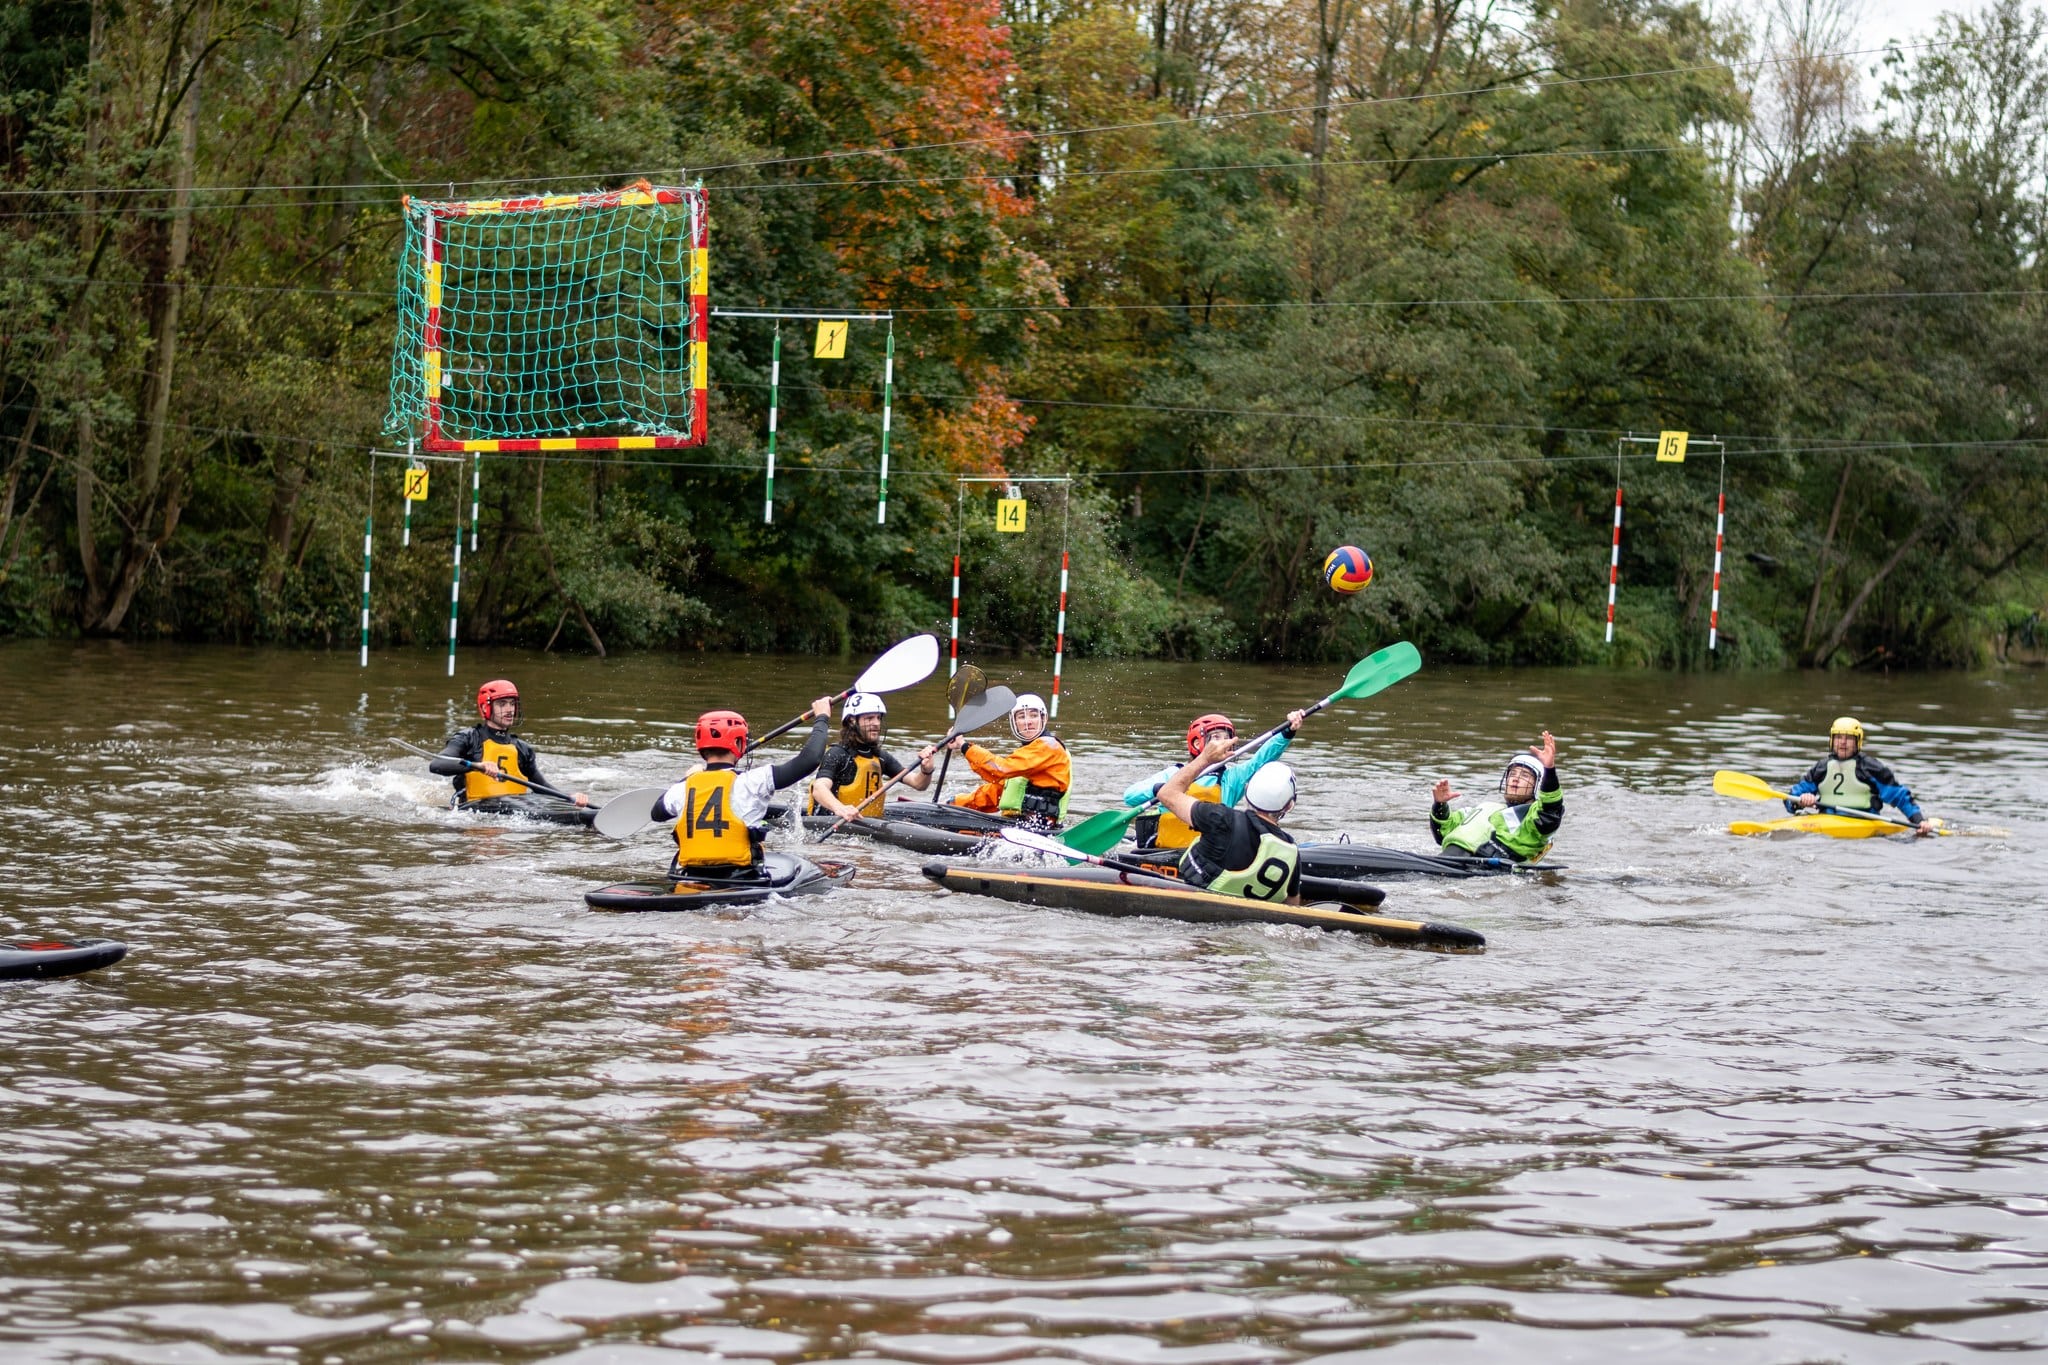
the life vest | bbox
[464,737,530,802]
[1440,800,1549,860]
[1818,757,1877,811]
[1152,781,1222,849]
[998,777,1069,823]
[1182,826,1298,901]
[672,769,756,867]
[808,752,886,817]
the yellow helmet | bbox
[1829,716,1864,742]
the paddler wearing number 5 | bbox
[808,693,934,819]
[654,697,836,877]
[430,679,589,808]
[919,693,1070,826]
[1156,730,1302,901]
[1785,717,1931,834]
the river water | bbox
[3,640,2045,1364]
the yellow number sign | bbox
[1656,430,1689,463]
[815,321,848,359]
[404,467,430,501]
[996,498,1027,533]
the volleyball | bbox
[1323,545,1374,594]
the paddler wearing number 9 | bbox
[655,697,836,876]
[808,693,933,819]
[1785,717,1931,834]
[921,693,1071,826]
[430,679,589,808]
[1157,730,1303,903]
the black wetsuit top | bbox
[1179,803,1302,897]
[430,725,549,801]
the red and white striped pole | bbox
[1708,458,1727,651]
[948,553,961,719]
[1604,485,1623,643]
[1050,550,1069,719]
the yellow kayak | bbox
[1729,813,1912,839]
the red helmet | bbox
[477,679,521,723]
[1186,713,1235,756]
[694,710,749,758]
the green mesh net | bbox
[384,186,704,446]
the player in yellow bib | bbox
[429,679,588,809]
[655,698,835,876]
[808,693,933,819]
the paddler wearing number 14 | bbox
[655,697,836,878]
[430,679,589,809]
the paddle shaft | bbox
[392,738,580,804]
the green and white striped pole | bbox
[359,505,374,667]
[469,452,481,551]
[876,323,894,524]
[764,327,780,524]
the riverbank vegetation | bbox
[2,0,2044,666]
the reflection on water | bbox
[3,641,2046,1362]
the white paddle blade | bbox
[997,826,1073,859]
[593,787,667,840]
[855,633,941,695]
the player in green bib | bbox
[1784,716,1929,831]
[1429,731,1562,863]
[1156,730,1301,902]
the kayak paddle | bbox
[993,828,1488,950]
[816,686,1017,842]
[390,737,584,805]
[996,826,1389,908]
[1062,640,1425,856]
[1713,769,1951,836]
[931,664,986,804]
[753,633,941,748]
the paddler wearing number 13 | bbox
[654,697,836,878]
[430,679,589,809]
[917,692,1071,826]
[807,692,934,819]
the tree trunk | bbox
[1806,474,1987,667]
[76,406,103,617]
[1800,455,1852,653]
[260,457,306,598]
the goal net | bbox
[384,181,708,452]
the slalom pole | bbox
[1050,488,1070,719]
[876,323,894,525]
[764,326,781,524]
[469,453,481,551]
[1604,449,1623,643]
[403,438,416,547]
[447,508,462,678]
[948,480,964,718]
[1709,450,1727,651]
[359,463,374,668]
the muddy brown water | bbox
[3,640,2045,1363]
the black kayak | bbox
[922,862,1484,952]
[1296,842,1548,879]
[1,936,129,981]
[585,851,854,912]
[457,794,597,828]
[804,803,1057,857]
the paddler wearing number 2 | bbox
[655,697,836,877]
[1158,730,1304,903]
[430,679,589,809]
[1784,716,1932,834]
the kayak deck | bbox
[586,852,855,911]
[1,936,129,982]
[458,794,596,828]
[1728,814,1908,839]
[922,861,1483,952]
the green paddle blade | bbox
[1713,769,1790,803]
[1330,641,1423,703]
[1063,804,1145,856]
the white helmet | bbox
[1501,753,1545,795]
[1244,763,1296,814]
[1010,693,1048,740]
[844,692,887,719]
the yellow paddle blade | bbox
[1713,769,1792,803]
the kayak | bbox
[922,861,1484,952]
[1,936,129,982]
[1729,813,1911,839]
[584,851,854,911]
[804,803,1058,857]
[1295,842,1547,879]
[456,794,596,828]
[1099,849,1388,908]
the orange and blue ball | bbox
[1323,545,1373,594]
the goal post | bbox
[384,180,709,452]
